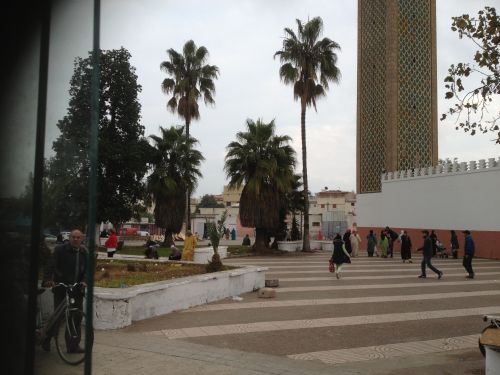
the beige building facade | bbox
[357,0,438,193]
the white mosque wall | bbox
[357,157,500,231]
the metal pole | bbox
[84,0,100,374]
[27,2,51,373]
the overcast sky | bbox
[46,0,499,198]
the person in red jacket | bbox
[105,228,118,258]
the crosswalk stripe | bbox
[183,290,500,312]
[287,334,480,364]
[277,279,500,292]
[278,271,500,281]
[264,264,500,269]
[151,306,500,339]
[225,259,500,265]
[268,266,500,275]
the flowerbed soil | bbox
[95,259,236,288]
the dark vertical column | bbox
[84,0,100,373]
[26,2,51,374]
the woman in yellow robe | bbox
[181,230,197,261]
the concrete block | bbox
[265,279,279,287]
[258,287,276,298]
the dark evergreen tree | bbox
[46,48,149,230]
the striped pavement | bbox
[124,251,500,370]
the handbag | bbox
[328,259,334,273]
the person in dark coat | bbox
[429,230,438,256]
[450,230,459,259]
[330,233,351,279]
[42,229,87,353]
[385,227,399,258]
[366,230,377,257]
[400,230,412,263]
[462,230,475,279]
[343,229,352,254]
[417,230,443,279]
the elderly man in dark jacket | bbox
[418,230,443,279]
[42,229,88,352]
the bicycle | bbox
[479,315,500,357]
[36,282,93,365]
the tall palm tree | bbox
[274,17,341,251]
[147,126,204,246]
[224,119,296,252]
[160,40,219,230]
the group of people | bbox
[331,227,476,280]
[143,230,198,261]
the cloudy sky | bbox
[46,0,499,198]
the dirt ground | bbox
[94,259,234,288]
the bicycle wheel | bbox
[55,309,93,365]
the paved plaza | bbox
[35,251,499,374]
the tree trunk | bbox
[162,229,174,247]
[254,228,271,253]
[300,103,310,251]
[185,118,191,230]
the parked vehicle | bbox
[137,231,150,237]
[119,227,138,236]
[60,232,71,242]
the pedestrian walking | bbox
[379,231,389,258]
[343,229,352,255]
[400,230,412,263]
[417,230,443,279]
[366,230,377,257]
[330,233,351,279]
[450,230,460,259]
[385,226,399,258]
[350,230,362,257]
[430,230,438,257]
[462,230,475,279]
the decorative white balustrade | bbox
[381,157,500,182]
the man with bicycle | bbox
[42,229,88,353]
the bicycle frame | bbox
[37,283,82,343]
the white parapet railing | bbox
[381,157,500,182]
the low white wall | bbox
[277,241,301,251]
[193,246,227,263]
[357,158,500,231]
[93,265,266,330]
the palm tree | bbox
[285,174,305,240]
[274,17,341,251]
[147,126,204,247]
[161,40,219,230]
[224,119,296,253]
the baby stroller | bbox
[435,240,448,258]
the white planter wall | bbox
[193,246,228,263]
[39,265,267,330]
[92,265,266,330]
[277,241,301,252]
